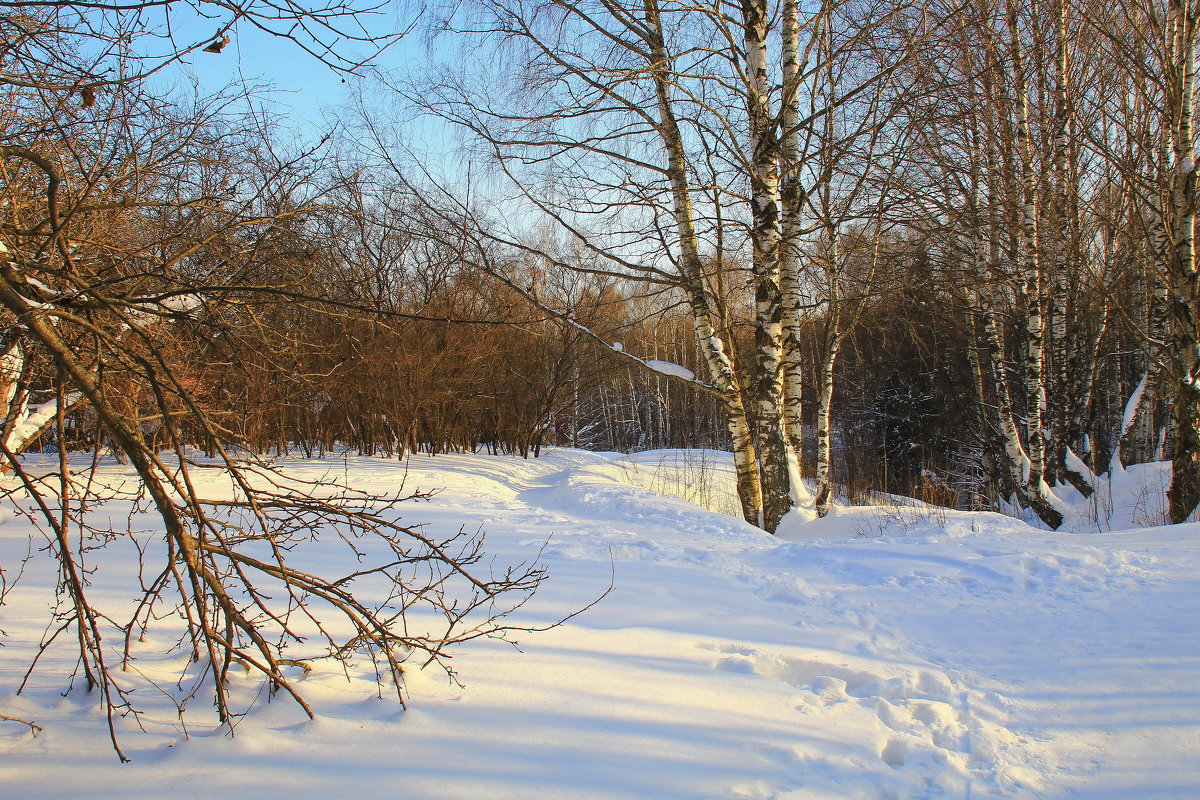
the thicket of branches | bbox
[6,0,1200,759]
[0,0,568,761]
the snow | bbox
[2,394,81,450]
[643,359,695,382]
[1064,446,1099,489]
[126,293,206,327]
[156,293,205,313]
[1120,374,1148,442]
[2,449,1198,798]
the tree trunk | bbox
[778,0,810,503]
[645,0,767,527]
[813,316,841,517]
[742,0,792,532]
[1167,0,1200,522]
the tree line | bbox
[3,0,1198,533]
[391,0,1200,531]
[0,0,558,757]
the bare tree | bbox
[1074,0,1200,522]
[388,0,920,531]
[0,0,556,760]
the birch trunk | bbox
[0,340,84,459]
[813,232,841,516]
[1007,0,1047,492]
[741,0,792,531]
[778,0,809,501]
[980,295,1064,526]
[644,0,765,526]
[1166,0,1200,523]
[967,302,1009,500]
[1003,0,1064,528]
[1045,0,1093,496]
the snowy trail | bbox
[1,449,1197,798]
[392,452,1034,798]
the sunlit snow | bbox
[1,449,1197,798]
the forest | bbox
[2,0,1195,531]
[1,0,1199,766]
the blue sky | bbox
[150,2,418,139]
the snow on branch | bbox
[644,360,695,382]
[485,267,720,397]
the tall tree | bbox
[403,0,916,530]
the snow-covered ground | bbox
[1,448,1197,798]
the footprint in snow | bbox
[704,643,1031,792]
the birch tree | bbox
[1161,0,1200,522]
[895,0,1102,528]
[1082,0,1200,522]
[403,0,917,530]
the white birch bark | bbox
[0,341,83,458]
[778,0,811,505]
[1166,0,1200,522]
[740,0,793,531]
[644,0,765,525]
[1004,0,1064,528]
[812,230,841,517]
